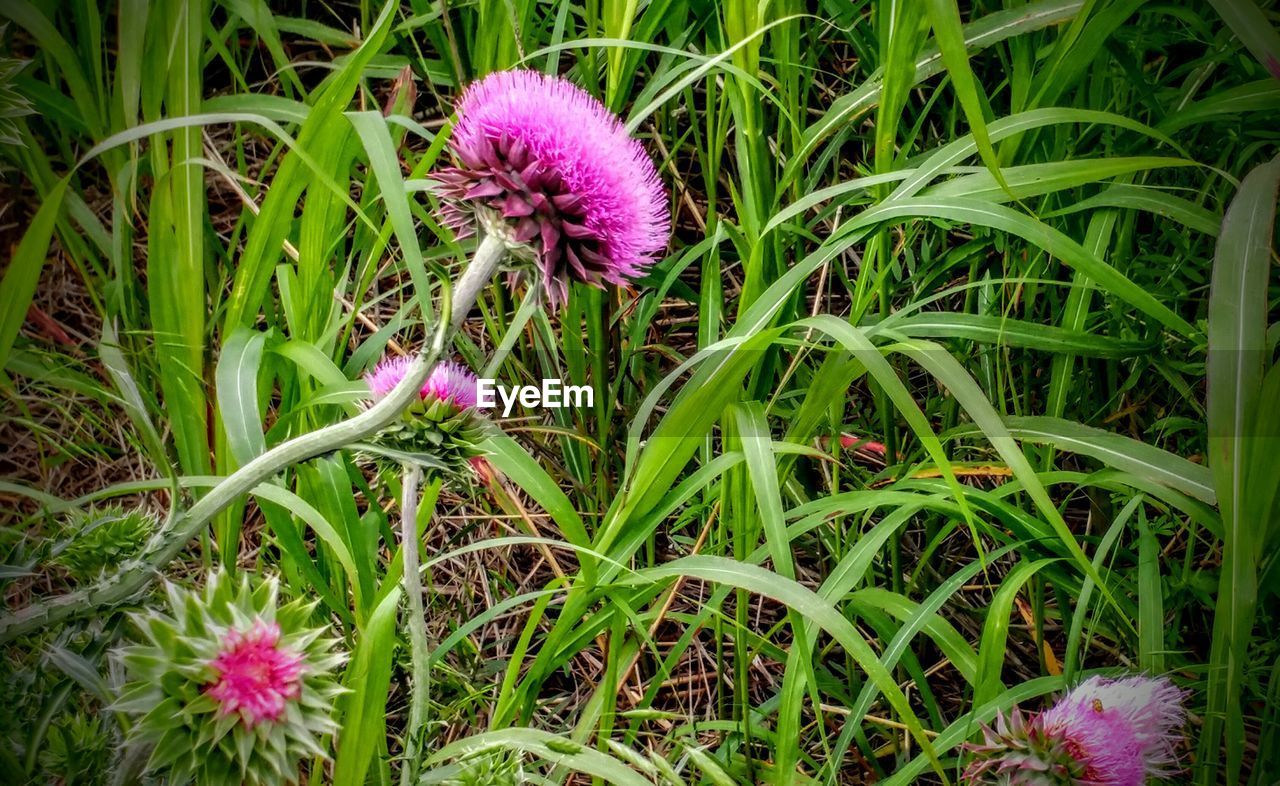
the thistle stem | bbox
[398,463,430,786]
[0,233,508,643]
[450,232,507,331]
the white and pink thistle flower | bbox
[365,356,479,410]
[433,69,669,307]
[963,674,1188,786]
[206,619,305,728]
[1042,675,1187,781]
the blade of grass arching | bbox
[425,729,650,786]
[823,545,1019,782]
[788,0,1085,182]
[1136,506,1164,673]
[215,328,268,466]
[626,556,949,779]
[334,585,401,785]
[1042,184,1222,237]
[923,0,1005,189]
[222,1,396,329]
[842,198,1199,338]
[972,558,1059,710]
[996,416,1216,504]
[1199,155,1280,785]
[0,178,67,374]
[791,316,978,531]
[884,312,1156,359]
[922,157,1197,203]
[894,341,1127,618]
[346,111,436,325]
[1157,79,1280,135]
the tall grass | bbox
[1,0,1278,783]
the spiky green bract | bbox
[52,505,156,581]
[962,707,1085,785]
[114,570,345,786]
[363,396,490,480]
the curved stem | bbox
[0,233,508,643]
[398,464,430,785]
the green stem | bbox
[398,464,430,786]
[0,233,508,643]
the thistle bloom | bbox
[963,674,1187,786]
[434,69,669,307]
[362,357,487,475]
[365,356,479,410]
[115,571,345,786]
[422,359,480,409]
[206,619,305,728]
[1041,675,1187,780]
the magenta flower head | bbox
[434,69,669,307]
[361,356,488,476]
[206,619,305,728]
[963,674,1187,786]
[115,570,345,785]
[422,359,479,409]
[365,356,479,410]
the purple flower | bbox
[364,357,479,411]
[364,355,416,400]
[434,69,669,307]
[422,360,479,410]
[963,674,1188,785]
[1042,675,1187,781]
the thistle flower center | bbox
[206,619,304,728]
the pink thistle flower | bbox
[963,674,1188,786]
[205,619,304,729]
[1267,54,1280,81]
[434,69,669,307]
[365,355,416,400]
[1042,675,1188,781]
[423,359,479,409]
[364,357,479,411]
